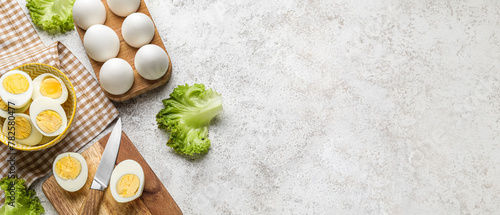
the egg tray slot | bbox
[74,0,172,102]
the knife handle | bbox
[78,189,104,215]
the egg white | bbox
[0,70,33,108]
[52,152,88,192]
[0,99,31,118]
[2,113,42,146]
[32,74,68,104]
[109,159,145,203]
[29,97,68,137]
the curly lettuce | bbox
[0,177,44,215]
[26,0,75,34]
[156,84,223,157]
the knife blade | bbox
[78,118,122,215]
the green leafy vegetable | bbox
[0,177,44,215]
[26,0,76,34]
[156,84,223,157]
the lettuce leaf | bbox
[26,0,75,34]
[0,177,44,215]
[156,84,223,157]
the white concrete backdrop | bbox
[15,0,500,214]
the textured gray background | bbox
[16,0,500,214]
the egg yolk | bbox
[55,156,81,180]
[40,77,62,99]
[3,74,29,94]
[116,174,140,198]
[0,97,8,111]
[36,110,62,134]
[13,117,31,140]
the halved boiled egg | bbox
[0,70,33,108]
[0,97,30,118]
[109,160,145,203]
[32,74,68,104]
[53,152,88,192]
[29,97,67,137]
[2,113,42,146]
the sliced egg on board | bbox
[2,113,42,146]
[29,97,67,137]
[32,73,68,104]
[109,160,145,203]
[0,98,30,118]
[53,152,88,192]
[0,70,33,108]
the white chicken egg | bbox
[72,0,106,30]
[107,0,140,17]
[53,152,88,192]
[109,160,145,203]
[32,74,68,104]
[2,113,42,146]
[0,70,33,109]
[99,58,134,95]
[29,97,67,137]
[121,13,154,48]
[0,98,30,118]
[84,25,120,62]
[134,44,169,80]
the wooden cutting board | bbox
[75,0,172,102]
[42,132,182,215]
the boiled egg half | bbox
[0,70,33,108]
[32,74,68,104]
[29,97,67,137]
[109,160,145,203]
[0,98,30,118]
[2,113,42,146]
[53,152,88,192]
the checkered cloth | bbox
[0,0,119,201]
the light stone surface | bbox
[16,0,500,214]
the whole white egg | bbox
[29,97,68,137]
[84,25,120,62]
[109,160,145,203]
[72,0,106,30]
[107,0,140,17]
[32,74,68,104]
[0,70,33,108]
[52,152,88,192]
[134,44,169,80]
[2,113,43,146]
[122,13,155,48]
[99,58,134,95]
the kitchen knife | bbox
[78,118,122,215]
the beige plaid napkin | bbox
[0,0,119,200]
